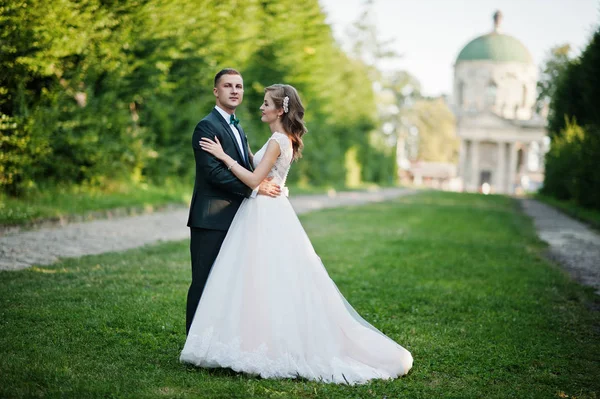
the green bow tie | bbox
[230,114,240,128]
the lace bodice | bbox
[252,132,293,187]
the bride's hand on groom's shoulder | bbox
[199,137,226,160]
[258,177,281,198]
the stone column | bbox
[496,141,506,193]
[507,142,518,194]
[470,140,480,192]
[459,139,467,186]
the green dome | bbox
[456,33,533,64]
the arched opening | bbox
[516,148,524,173]
[485,81,497,108]
[521,84,528,108]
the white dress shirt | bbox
[214,106,246,160]
[214,106,258,197]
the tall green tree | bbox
[542,23,600,209]
[0,0,386,195]
[536,44,571,116]
[407,98,457,163]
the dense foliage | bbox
[0,0,394,196]
[406,98,457,163]
[542,26,600,210]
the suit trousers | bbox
[186,227,228,335]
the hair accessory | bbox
[283,96,289,113]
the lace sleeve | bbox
[268,132,292,159]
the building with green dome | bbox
[456,32,533,64]
[454,11,547,195]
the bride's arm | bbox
[200,137,280,190]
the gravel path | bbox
[521,199,600,295]
[0,188,416,271]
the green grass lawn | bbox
[0,181,389,227]
[1,192,599,398]
[0,181,192,226]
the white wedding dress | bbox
[180,132,413,384]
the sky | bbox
[319,0,599,97]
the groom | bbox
[186,68,281,335]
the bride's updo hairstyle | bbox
[264,84,307,161]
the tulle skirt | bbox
[180,195,413,384]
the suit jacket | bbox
[187,108,253,230]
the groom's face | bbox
[214,74,244,112]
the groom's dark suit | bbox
[186,107,252,334]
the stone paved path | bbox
[0,188,416,271]
[521,199,600,295]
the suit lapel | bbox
[211,108,246,165]
[237,125,251,169]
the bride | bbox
[180,83,413,384]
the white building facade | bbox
[454,11,547,194]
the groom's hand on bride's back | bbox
[258,177,281,198]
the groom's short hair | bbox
[214,68,242,87]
